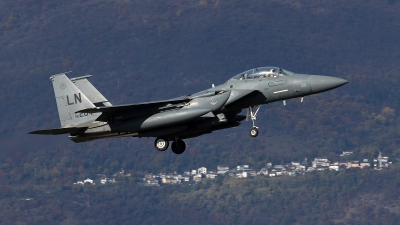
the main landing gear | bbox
[154,138,169,151]
[247,105,261,137]
[171,138,186,154]
[154,137,186,154]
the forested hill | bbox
[1,0,400,166]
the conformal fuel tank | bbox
[111,108,211,132]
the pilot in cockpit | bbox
[239,74,247,80]
[268,69,275,78]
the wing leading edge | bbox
[29,127,88,135]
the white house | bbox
[312,157,330,168]
[291,161,300,166]
[236,165,249,171]
[84,178,95,185]
[258,168,269,176]
[217,165,229,174]
[181,175,190,182]
[193,174,202,182]
[145,178,159,186]
[340,151,353,156]
[329,165,340,171]
[101,178,111,184]
[206,173,218,179]
[198,167,207,174]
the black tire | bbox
[154,138,169,151]
[249,127,259,137]
[171,139,186,154]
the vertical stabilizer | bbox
[70,75,112,106]
[51,73,99,127]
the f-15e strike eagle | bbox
[30,67,348,154]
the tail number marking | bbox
[75,113,92,118]
[67,93,82,105]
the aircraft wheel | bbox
[154,138,169,151]
[249,127,259,137]
[171,139,186,154]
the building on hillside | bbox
[360,159,370,168]
[236,165,249,171]
[340,151,353,156]
[374,152,392,168]
[144,178,159,186]
[193,174,202,182]
[316,166,329,171]
[84,178,95,185]
[206,173,218,179]
[312,157,330,168]
[350,161,360,168]
[101,178,116,184]
[236,171,248,178]
[291,161,300,166]
[217,165,229,174]
[181,175,190,182]
[162,177,180,184]
[258,168,269,176]
[329,165,340,171]
[286,169,296,176]
[306,167,315,172]
[248,170,256,176]
[273,165,284,169]
[144,173,154,179]
[198,167,207,174]
[75,178,95,185]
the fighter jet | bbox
[30,67,348,154]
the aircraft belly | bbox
[111,108,211,132]
[137,125,188,137]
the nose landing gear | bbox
[250,127,259,137]
[247,105,261,137]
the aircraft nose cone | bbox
[309,75,348,94]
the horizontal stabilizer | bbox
[29,127,87,135]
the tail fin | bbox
[70,75,112,107]
[51,72,99,127]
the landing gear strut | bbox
[171,138,186,154]
[154,138,169,151]
[247,105,261,137]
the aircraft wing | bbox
[77,98,191,121]
[77,98,189,114]
[29,127,88,135]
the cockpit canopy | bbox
[229,67,294,80]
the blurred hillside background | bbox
[1,0,400,224]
